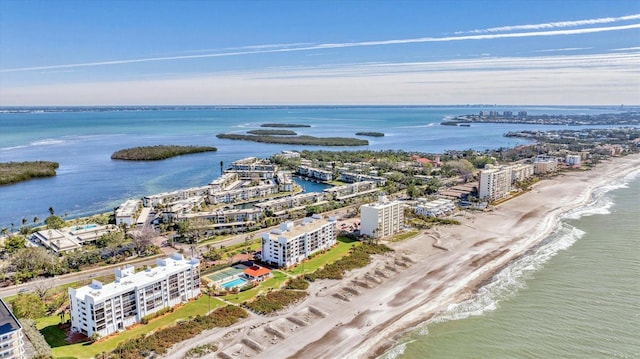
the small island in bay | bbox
[247,129,297,136]
[216,133,368,146]
[0,161,59,185]
[260,123,311,128]
[356,131,385,137]
[111,145,217,161]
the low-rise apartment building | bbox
[115,199,140,226]
[260,215,337,268]
[32,224,117,253]
[69,253,200,338]
[415,198,456,217]
[296,166,333,182]
[227,157,277,180]
[323,181,378,200]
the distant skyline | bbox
[1,0,639,106]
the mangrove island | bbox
[356,131,385,137]
[111,145,217,161]
[260,123,312,128]
[216,133,368,146]
[247,129,297,136]
[0,161,59,185]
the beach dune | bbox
[165,154,640,359]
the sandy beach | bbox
[164,154,640,359]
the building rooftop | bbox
[0,299,21,335]
[264,215,336,241]
[70,253,199,302]
[243,265,271,278]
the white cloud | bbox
[2,52,637,106]
[457,14,640,34]
[2,23,639,73]
[531,47,592,53]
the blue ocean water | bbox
[388,172,640,359]
[0,106,621,229]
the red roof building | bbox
[243,265,272,281]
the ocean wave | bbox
[379,340,416,359]
[382,172,639,358]
[431,223,585,323]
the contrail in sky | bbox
[2,23,639,73]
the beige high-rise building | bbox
[479,166,513,201]
[533,155,557,174]
[261,215,337,268]
[360,195,405,238]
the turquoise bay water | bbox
[391,173,640,359]
[0,106,619,228]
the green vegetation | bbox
[39,296,226,359]
[284,276,310,290]
[20,319,52,358]
[389,230,419,242]
[286,237,360,276]
[216,133,368,146]
[111,145,217,161]
[356,131,385,137]
[10,293,47,319]
[260,123,311,128]
[244,289,308,314]
[247,129,297,135]
[304,243,393,282]
[185,342,218,358]
[112,304,247,359]
[0,161,59,185]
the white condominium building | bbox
[415,198,456,217]
[360,195,405,238]
[69,253,200,338]
[261,215,337,268]
[479,166,513,201]
[533,155,557,174]
[0,299,25,359]
[510,163,534,183]
[566,154,581,166]
[115,199,140,226]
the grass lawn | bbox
[37,295,225,359]
[286,237,360,276]
[222,271,288,305]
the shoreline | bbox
[164,154,640,359]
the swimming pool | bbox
[73,224,98,231]
[221,277,248,289]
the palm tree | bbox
[220,160,224,174]
[21,218,27,227]
[48,207,55,216]
[33,216,39,225]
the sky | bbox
[0,0,639,106]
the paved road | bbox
[0,205,360,298]
[0,255,163,298]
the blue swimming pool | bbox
[73,224,98,231]
[221,277,248,289]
